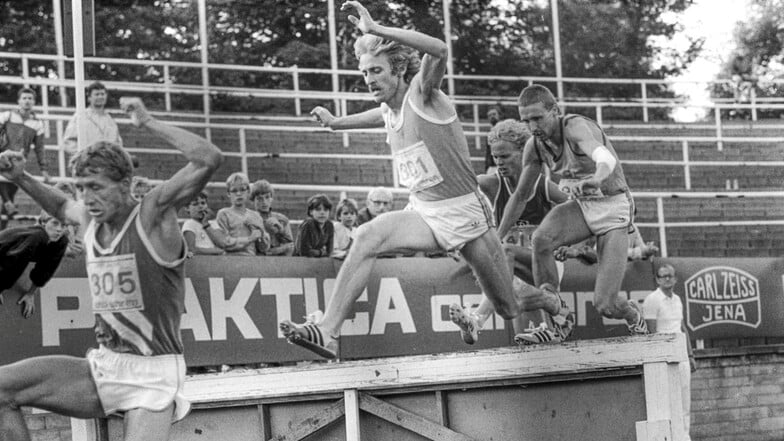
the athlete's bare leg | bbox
[124,405,175,441]
[594,227,639,322]
[530,201,593,290]
[0,356,104,441]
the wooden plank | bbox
[642,361,686,441]
[635,419,672,441]
[258,403,272,441]
[434,390,449,427]
[70,418,97,441]
[185,334,686,404]
[345,389,361,441]
[358,393,476,441]
[270,398,345,441]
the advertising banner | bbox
[1,256,782,366]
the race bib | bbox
[86,254,145,312]
[394,141,444,192]
[558,178,604,199]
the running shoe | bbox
[626,300,648,335]
[449,304,480,345]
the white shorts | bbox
[574,192,634,236]
[87,345,190,422]
[406,191,493,251]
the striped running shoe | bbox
[514,322,564,345]
[627,300,649,335]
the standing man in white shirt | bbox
[642,263,696,441]
[62,81,123,155]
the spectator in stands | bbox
[62,81,123,155]
[53,181,84,258]
[643,263,695,441]
[130,176,155,202]
[182,191,224,257]
[356,186,393,226]
[295,194,333,257]
[0,210,68,318]
[0,87,49,229]
[484,105,503,173]
[250,179,294,256]
[215,172,269,256]
[332,198,358,259]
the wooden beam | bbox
[345,389,361,441]
[269,398,345,441]
[258,403,272,441]
[434,390,449,427]
[358,393,476,441]
[185,334,686,404]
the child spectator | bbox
[332,198,358,259]
[250,179,294,256]
[0,210,68,318]
[181,191,225,257]
[215,172,269,256]
[295,194,333,257]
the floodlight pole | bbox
[328,0,340,115]
[198,0,211,140]
[52,0,68,107]
[551,0,564,104]
[71,0,88,151]
[442,0,455,97]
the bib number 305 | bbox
[86,254,145,312]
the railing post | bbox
[340,98,349,148]
[292,65,301,117]
[41,84,51,138]
[681,140,690,190]
[641,82,649,123]
[473,103,481,151]
[21,54,30,88]
[595,105,603,126]
[239,128,248,177]
[656,197,668,258]
[56,120,66,178]
[750,87,758,121]
[714,104,723,151]
[163,64,172,112]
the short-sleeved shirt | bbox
[642,288,684,334]
[62,108,123,154]
[181,219,218,250]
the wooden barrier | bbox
[72,333,688,441]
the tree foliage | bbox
[0,0,702,115]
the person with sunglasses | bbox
[643,263,696,441]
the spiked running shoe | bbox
[449,304,480,345]
[627,300,649,335]
[515,322,565,345]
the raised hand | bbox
[0,150,27,181]
[310,106,336,128]
[119,97,153,127]
[341,1,377,34]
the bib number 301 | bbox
[86,254,145,312]
[394,141,444,192]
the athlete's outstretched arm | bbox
[310,106,384,130]
[497,142,542,238]
[342,1,448,97]
[120,98,223,213]
[567,119,618,195]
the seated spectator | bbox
[295,194,333,257]
[53,182,84,258]
[130,176,154,202]
[215,172,269,256]
[181,191,224,257]
[0,210,68,318]
[332,198,358,259]
[356,187,393,226]
[250,179,294,256]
